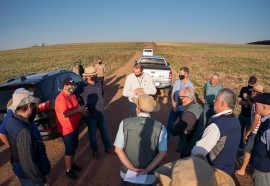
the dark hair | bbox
[134,63,143,71]
[248,76,257,85]
[180,67,189,74]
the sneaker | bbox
[72,163,82,172]
[105,149,116,155]
[65,169,77,180]
[93,152,100,160]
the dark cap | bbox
[251,93,270,105]
[63,77,76,87]
[248,76,257,86]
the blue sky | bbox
[0,0,269,51]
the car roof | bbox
[0,69,69,88]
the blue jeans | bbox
[166,108,183,142]
[85,116,112,153]
[129,101,137,117]
[238,115,251,149]
[253,169,270,186]
[19,178,43,186]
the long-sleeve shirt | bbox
[122,72,156,102]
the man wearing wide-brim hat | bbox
[250,92,270,186]
[155,155,235,186]
[75,66,114,160]
[114,94,167,185]
[5,90,51,185]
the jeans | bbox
[253,169,270,186]
[166,108,183,142]
[129,101,137,117]
[203,104,215,127]
[238,115,251,149]
[19,178,43,186]
[85,116,111,152]
[97,76,104,86]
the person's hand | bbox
[237,97,242,104]
[134,88,144,95]
[243,93,247,100]
[77,105,89,116]
[245,130,251,140]
[136,169,148,175]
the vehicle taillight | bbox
[169,71,172,79]
[37,101,51,112]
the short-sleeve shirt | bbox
[204,81,222,106]
[239,86,252,117]
[55,91,80,136]
[95,64,106,77]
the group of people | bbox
[0,60,270,186]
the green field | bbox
[1,42,269,114]
[0,42,145,83]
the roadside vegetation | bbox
[0,42,145,83]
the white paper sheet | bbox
[124,169,147,184]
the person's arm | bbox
[245,113,260,139]
[122,76,135,98]
[115,147,142,172]
[137,151,167,175]
[0,134,9,145]
[191,123,220,156]
[143,75,157,95]
[172,112,196,136]
[17,129,47,185]
[63,105,87,117]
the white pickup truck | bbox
[136,56,172,95]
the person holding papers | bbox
[114,95,167,185]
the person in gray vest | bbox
[114,95,167,186]
[191,88,241,175]
[172,86,204,159]
[250,93,270,186]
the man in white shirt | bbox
[123,63,156,117]
[191,88,241,175]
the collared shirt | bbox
[260,114,270,152]
[114,113,167,184]
[191,110,232,156]
[122,73,156,102]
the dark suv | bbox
[0,70,83,139]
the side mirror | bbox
[133,60,138,64]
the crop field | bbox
[155,42,270,112]
[0,41,269,114]
[0,42,145,83]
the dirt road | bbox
[0,43,252,186]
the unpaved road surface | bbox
[0,43,252,186]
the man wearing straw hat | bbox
[155,155,235,186]
[250,92,270,186]
[75,66,114,160]
[114,94,167,185]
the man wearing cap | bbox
[191,88,241,175]
[238,76,257,149]
[5,90,51,185]
[0,88,39,145]
[236,84,263,176]
[114,95,167,185]
[75,66,114,160]
[95,59,106,86]
[55,77,88,180]
[172,87,204,158]
[123,63,156,117]
[250,92,270,186]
